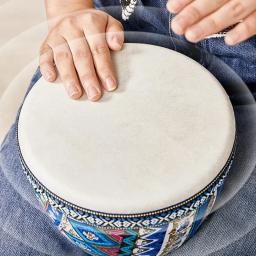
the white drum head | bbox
[18,43,236,214]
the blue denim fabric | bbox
[94,0,170,35]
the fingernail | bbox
[86,85,101,101]
[105,77,117,91]
[172,16,186,34]
[186,27,202,42]
[67,83,81,99]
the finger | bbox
[65,33,102,101]
[48,36,82,100]
[39,43,57,82]
[171,0,229,35]
[106,16,124,51]
[185,0,256,42]
[167,0,194,14]
[84,17,117,92]
[225,11,256,45]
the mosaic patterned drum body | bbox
[17,44,236,255]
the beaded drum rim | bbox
[15,96,237,223]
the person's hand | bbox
[40,9,124,101]
[167,0,256,45]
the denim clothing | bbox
[1,2,256,256]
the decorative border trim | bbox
[32,162,232,229]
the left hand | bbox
[167,0,256,45]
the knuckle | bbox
[80,73,96,83]
[207,17,220,31]
[40,42,49,55]
[39,47,47,56]
[62,74,74,82]
[249,16,256,33]
[48,27,62,39]
[188,6,201,21]
[39,59,50,66]
[91,44,109,56]
[215,0,226,8]
[84,11,107,25]
[84,12,99,23]
[60,17,76,28]
[243,21,253,36]
[231,2,245,19]
[95,9,107,17]
[55,51,71,62]
[73,49,90,60]
[98,68,112,77]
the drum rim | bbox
[15,105,237,220]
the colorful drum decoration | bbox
[16,43,236,255]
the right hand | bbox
[39,9,124,101]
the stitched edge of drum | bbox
[15,103,237,227]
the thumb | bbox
[106,16,124,51]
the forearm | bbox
[45,0,94,28]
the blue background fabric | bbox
[1,1,256,255]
